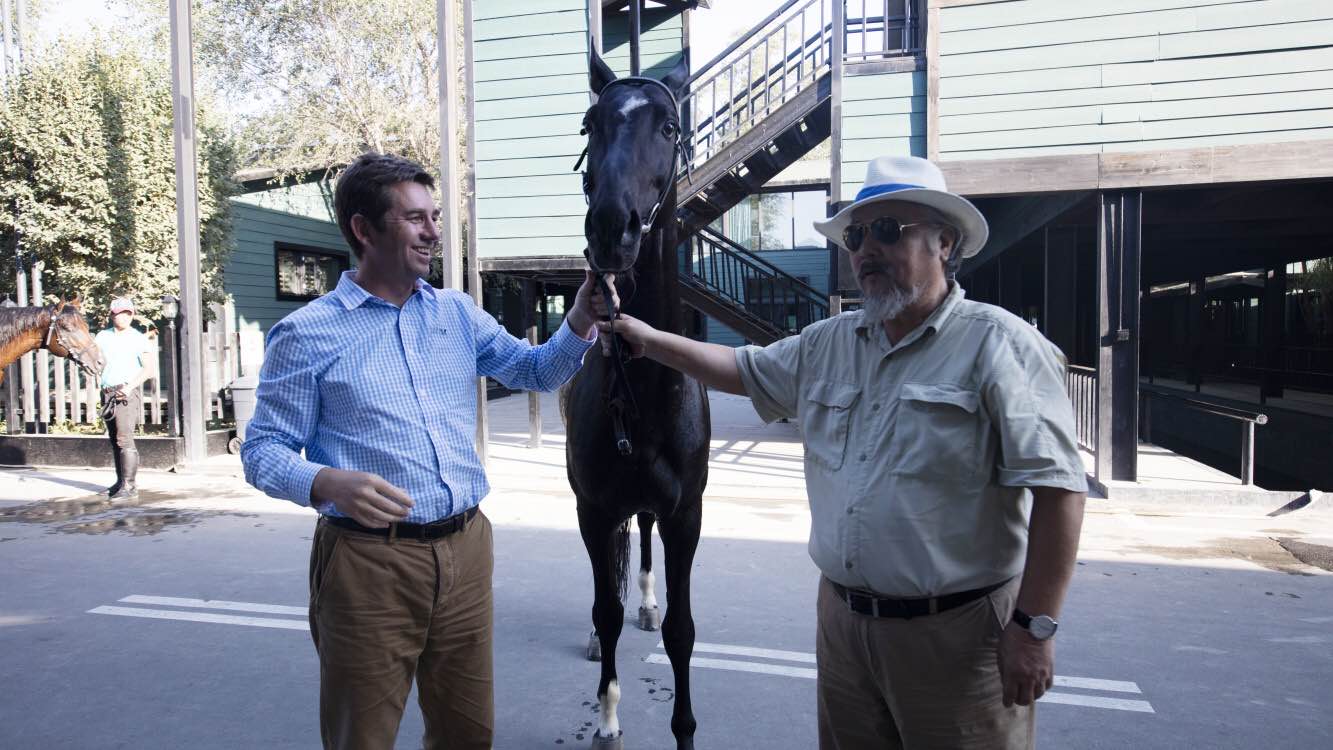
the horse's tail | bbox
[613,518,632,604]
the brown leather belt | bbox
[323,507,477,541]
[828,577,1010,619]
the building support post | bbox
[629,0,641,76]
[1260,264,1286,402]
[526,281,541,450]
[169,0,207,463]
[1044,225,1078,362]
[437,0,463,291]
[461,0,486,467]
[827,0,846,313]
[1095,190,1142,484]
[1188,273,1205,391]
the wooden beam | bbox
[463,0,487,467]
[926,1,941,161]
[438,0,463,291]
[942,140,1333,197]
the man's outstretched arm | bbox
[594,313,746,395]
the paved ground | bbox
[2,391,1331,749]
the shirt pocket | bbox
[893,382,982,478]
[802,379,862,471]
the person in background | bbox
[96,296,153,500]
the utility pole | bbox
[437,0,463,291]
[2,0,12,93]
[168,0,207,463]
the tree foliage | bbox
[0,38,236,320]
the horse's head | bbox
[581,49,689,274]
[47,298,105,378]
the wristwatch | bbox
[1012,608,1059,640]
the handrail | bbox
[697,225,828,301]
[689,226,829,336]
[687,0,808,85]
[1140,383,1268,485]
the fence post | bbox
[1241,421,1255,486]
[31,261,48,431]
[2,296,18,433]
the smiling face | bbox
[355,181,441,285]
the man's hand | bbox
[998,621,1055,707]
[567,270,619,340]
[594,313,653,359]
[310,467,413,528]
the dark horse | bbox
[0,299,104,384]
[564,50,711,750]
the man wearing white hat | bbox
[596,155,1087,748]
[95,296,154,500]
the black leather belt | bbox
[828,577,1009,619]
[323,507,478,541]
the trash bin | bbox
[229,374,260,453]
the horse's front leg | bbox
[580,507,628,749]
[636,511,660,631]
[659,504,702,750]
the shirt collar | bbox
[856,282,966,351]
[330,270,435,310]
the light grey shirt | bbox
[735,284,1087,597]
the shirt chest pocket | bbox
[892,383,983,478]
[802,380,861,471]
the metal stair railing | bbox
[689,225,830,336]
[682,0,833,180]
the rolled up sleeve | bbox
[982,330,1088,493]
[735,334,802,423]
[240,321,327,506]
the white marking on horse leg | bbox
[638,570,657,611]
[598,679,622,737]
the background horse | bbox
[564,50,711,750]
[0,299,104,385]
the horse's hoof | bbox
[586,630,602,662]
[638,605,660,631]
[590,730,623,749]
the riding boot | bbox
[110,447,139,500]
[106,444,124,496]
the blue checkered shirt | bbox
[241,272,594,522]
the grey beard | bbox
[860,282,926,324]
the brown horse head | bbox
[46,297,105,378]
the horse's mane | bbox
[0,306,52,342]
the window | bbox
[746,274,815,332]
[275,243,349,301]
[721,188,829,251]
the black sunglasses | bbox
[842,217,939,252]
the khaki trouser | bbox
[308,510,495,750]
[816,576,1033,750]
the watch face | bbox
[1030,615,1059,640]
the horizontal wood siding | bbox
[938,0,1333,160]
[602,8,685,78]
[473,0,590,259]
[841,70,927,197]
[225,202,351,334]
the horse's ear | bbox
[661,50,690,101]
[589,44,616,97]
[68,293,82,309]
[53,299,66,314]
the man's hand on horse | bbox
[568,270,618,342]
[594,313,650,359]
[310,467,414,528]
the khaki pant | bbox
[816,576,1033,750]
[309,511,495,750]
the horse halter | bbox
[574,76,682,243]
[43,307,97,367]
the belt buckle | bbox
[871,597,882,618]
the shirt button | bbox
[844,561,854,570]
[846,507,854,515]
[872,403,881,411]
[858,453,867,462]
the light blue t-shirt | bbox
[95,327,151,388]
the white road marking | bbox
[89,605,308,631]
[648,642,1152,712]
[1297,616,1333,624]
[119,595,307,617]
[1038,692,1155,713]
[1266,635,1327,644]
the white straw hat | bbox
[813,155,989,257]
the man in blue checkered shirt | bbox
[241,152,610,750]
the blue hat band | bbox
[854,182,926,202]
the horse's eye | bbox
[663,122,679,139]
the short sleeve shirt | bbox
[735,284,1087,597]
[95,327,151,389]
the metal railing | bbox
[1140,385,1268,485]
[683,0,833,178]
[690,225,830,336]
[844,0,922,62]
[1064,365,1097,452]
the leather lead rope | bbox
[585,248,639,456]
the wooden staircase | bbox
[671,0,837,342]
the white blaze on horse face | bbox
[639,570,658,611]
[617,93,649,119]
[598,679,622,738]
